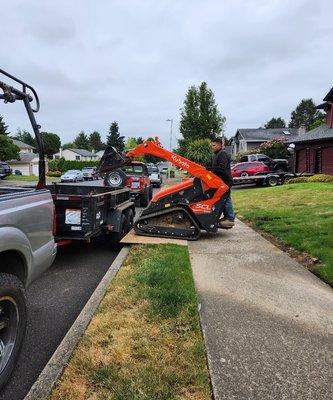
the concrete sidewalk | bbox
[188,219,333,400]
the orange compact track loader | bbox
[98,139,230,240]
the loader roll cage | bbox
[0,68,46,188]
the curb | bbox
[24,246,130,400]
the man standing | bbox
[209,138,235,229]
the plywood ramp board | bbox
[121,229,188,246]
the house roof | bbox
[11,138,35,149]
[7,152,38,163]
[236,128,299,141]
[287,124,333,143]
[68,148,98,157]
[323,87,333,102]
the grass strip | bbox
[49,244,211,400]
[232,182,333,286]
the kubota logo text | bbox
[171,155,190,169]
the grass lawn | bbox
[232,182,333,286]
[50,244,211,400]
[4,174,59,182]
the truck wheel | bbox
[0,273,27,390]
[140,188,150,207]
[266,176,278,187]
[104,169,127,188]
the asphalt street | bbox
[0,240,119,400]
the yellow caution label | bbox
[207,174,212,180]
[165,203,171,208]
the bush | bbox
[236,139,290,162]
[307,174,333,183]
[48,157,99,172]
[47,170,62,177]
[285,177,309,184]
[286,174,333,184]
[185,138,212,165]
[169,170,175,178]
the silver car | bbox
[60,170,84,183]
[148,165,162,188]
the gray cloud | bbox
[0,0,332,149]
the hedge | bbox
[49,158,99,172]
[286,174,333,184]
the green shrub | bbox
[169,170,175,178]
[285,177,309,184]
[48,157,99,172]
[286,174,333,184]
[307,174,333,183]
[47,170,62,177]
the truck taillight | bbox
[139,176,145,188]
[125,177,132,187]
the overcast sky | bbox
[1,0,332,149]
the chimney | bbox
[298,125,306,134]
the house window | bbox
[76,156,80,160]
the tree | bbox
[124,137,137,151]
[106,122,125,152]
[0,135,20,160]
[288,99,323,130]
[186,139,212,166]
[41,132,61,158]
[62,142,74,150]
[137,136,144,144]
[308,115,326,131]
[179,82,225,143]
[13,129,36,147]
[73,131,90,150]
[0,115,9,135]
[264,117,286,129]
[89,131,105,151]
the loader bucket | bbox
[97,146,128,174]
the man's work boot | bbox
[218,219,234,229]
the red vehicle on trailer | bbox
[231,161,270,177]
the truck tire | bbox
[140,188,150,207]
[104,169,127,188]
[0,273,27,390]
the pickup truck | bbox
[0,187,57,389]
[239,153,289,172]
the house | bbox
[11,138,35,154]
[53,148,99,161]
[287,88,333,175]
[6,152,48,176]
[231,128,299,157]
[5,138,48,176]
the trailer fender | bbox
[106,202,135,233]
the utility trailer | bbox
[48,183,135,246]
[233,172,313,187]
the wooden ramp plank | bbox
[121,229,188,246]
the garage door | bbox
[32,163,39,176]
[322,147,333,175]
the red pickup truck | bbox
[123,161,153,207]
